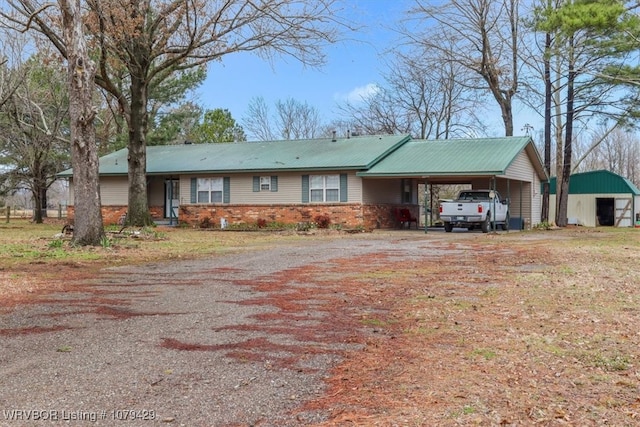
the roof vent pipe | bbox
[332,130,337,142]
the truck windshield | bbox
[458,191,491,200]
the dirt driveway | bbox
[1,229,639,426]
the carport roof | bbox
[358,136,547,180]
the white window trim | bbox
[197,177,223,203]
[260,176,271,191]
[310,174,340,202]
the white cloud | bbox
[334,83,381,104]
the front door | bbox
[165,179,179,220]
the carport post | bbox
[491,176,497,231]
[424,180,428,234]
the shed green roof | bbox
[58,134,412,177]
[548,170,640,195]
[357,136,546,180]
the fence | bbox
[1,205,68,222]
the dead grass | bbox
[302,228,640,426]
[2,220,640,425]
[0,218,314,306]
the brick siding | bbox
[67,203,419,230]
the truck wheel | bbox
[501,213,510,231]
[444,222,453,232]
[481,214,490,233]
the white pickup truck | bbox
[439,190,510,233]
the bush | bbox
[256,218,268,228]
[199,217,214,228]
[314,214,331,229]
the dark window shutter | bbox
[301,175,309,203]
[223,177,230,203]
[190,178,197,203]
[271,176,278,192]
[253,176,260,192]
[340,174,348,202]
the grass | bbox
[0,219,335,301]
[0,219,308,269]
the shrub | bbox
[314,214,331,229]
[199,217,214,228]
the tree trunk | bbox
[541,31,552,223]
[500,98,514,137]
[32,183,46,224]
[557,35,575,228]
[126,75,153,227]
[59,0,104,245]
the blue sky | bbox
[196,0,539,138]
[197,1,411,128]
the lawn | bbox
[0,219,311,304]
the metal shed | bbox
[548,170,640,227]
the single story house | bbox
[58,134,547,229]
[548,170,640,227]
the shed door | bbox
[596,198,614,226]
[615,198,632,227]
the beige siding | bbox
[181,171,364,205]
[505,151,534,181]
[362,179,402,204]
[346,173,364,203]
[549,193,634,227]
[234,173,302,204]
[504,151,543,225]
[68,177,128,206]
[148,177,166,206]
[100,176,129,205]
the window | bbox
[253,176,278,192]
[402,179,413,204]
[260,176,271,191]
[310,175,340,202]
[197,177,223,203]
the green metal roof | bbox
[548,170,640,195]
[357,136,546,179]
[58,134,412,177]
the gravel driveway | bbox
[0,232,447,426]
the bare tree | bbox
[243,97,276,141]
[275,98,323,139]
[339,48,485,139]
[243,96,324,141]
[0,31,29,111]
[405,0,521,136]
[575,127,640,187]
[3,0,347,225]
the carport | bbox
[359,136,548,230]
